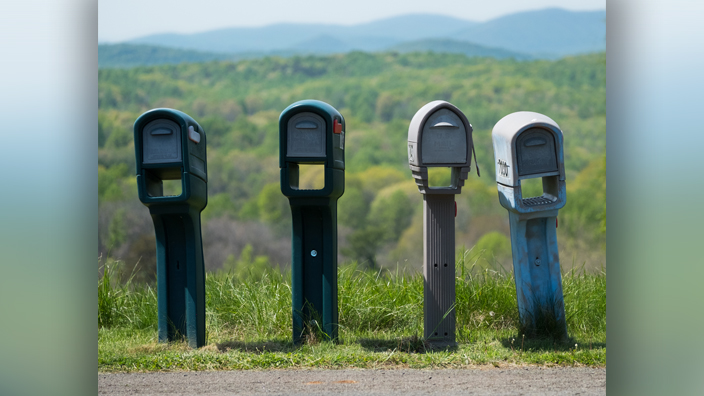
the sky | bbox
[99,0,606,43]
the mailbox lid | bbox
[142,119,182,164]
[408,100,473,167]
[420,108,467,164]
[286,112,326,158]
[516,127,558,176]
[492,111,564,186]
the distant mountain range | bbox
[449,8,606,57]
[99,8,604,68]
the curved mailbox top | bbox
[134,108,207,182]
[407,100,475,169]
[492,111,564,187]
[279,99,345,171]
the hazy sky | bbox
[99,0,606,43]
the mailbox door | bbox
[420,109,467,165]
[143,119,182,164]
[287,112,326,158]
[516,127,558,176]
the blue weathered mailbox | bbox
[491,111,567,338]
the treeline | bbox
[99,44,235,69]
[98,51,605,282]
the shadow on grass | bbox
[358,335,458,354]
[215,339,297,354]
[498,336,606,352]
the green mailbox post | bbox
[133,108,208,348]
[279,100,345,343]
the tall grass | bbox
[98,256,158,330]
[339,263,423,335]
[206,268,291,341]
[98,252,605,344]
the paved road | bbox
[99,367,605,395]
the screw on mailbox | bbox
[407,100,479,347]
[492,111,568,339]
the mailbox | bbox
[134,108,208,348]
[407,100,479,346]
[491,111,567,338]
[279,100,345,344]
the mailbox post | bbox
[491,111,567,338]
[279,100,345,344]
[407,101,479,346]
[133,108,208,348]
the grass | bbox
[98,254,606,372]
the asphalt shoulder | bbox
[99,367,606,396]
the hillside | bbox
[388,39,532,60]
[98,44,236,68]
[99,40,532,69]
[98,51,606,281]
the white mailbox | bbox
[492,111,564,188]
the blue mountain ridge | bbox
[452,8,605,57]
[100,8,604,68]
[128,13,475,53]
[126,8,604,58]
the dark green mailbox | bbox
[133,108,207,348]
[279,100,345,343]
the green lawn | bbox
[98,256,605,372]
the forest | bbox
[98,51,605,283]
